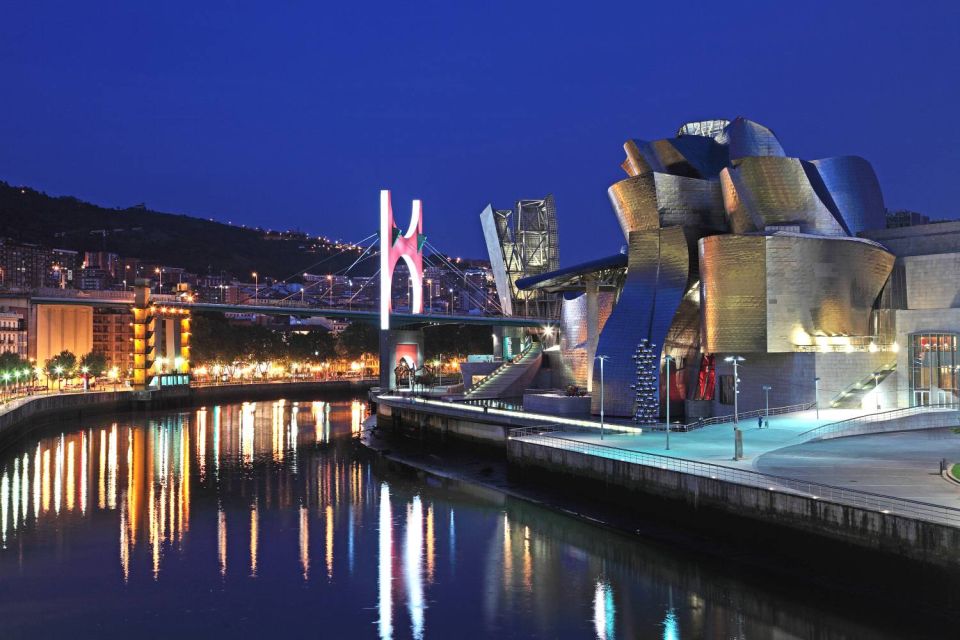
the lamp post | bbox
[724,356,745,425]
[874,372,881,411]
[449,288,454,315]
[155,267,163,293]
[664,354,674,450]
[595,355,608,440]
[814,376,821,420]
[762,385,772,423]
[328,274,334,306]
[426,278,433,312]
[252,272,258,304]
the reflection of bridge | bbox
[30,295,547,328]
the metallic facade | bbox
[510,116,894,419]
[700,234,895,353]
[479,195,560,318]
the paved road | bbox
[755,428,960,506]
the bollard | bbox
[733,428,743,461]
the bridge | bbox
[29,294,547,328]
[24,192,552,391]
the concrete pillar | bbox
[585,276,599,392]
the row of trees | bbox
[190,313,379,368]
[190,313,496,369]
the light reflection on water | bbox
[0,397,919,638]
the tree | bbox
[287,330,336,364]
[46,350,77,376]
[0,352,25,373]
[80,351,108,376]
[337,322,378,360]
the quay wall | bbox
[508,438,960,569]
[0,379,375,448]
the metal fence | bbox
[800,405,957,439]
[685,402,816,429]
[508,430,960,528]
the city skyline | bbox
[1,2,958,265]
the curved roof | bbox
[515,252,627,292]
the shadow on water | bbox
[0,394,952,638]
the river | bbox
[0,395,938,638]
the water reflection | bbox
[0,397,927,638]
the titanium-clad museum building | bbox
[483,117,960,421]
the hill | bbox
[0,181,374,281]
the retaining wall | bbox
[508,438,960,568]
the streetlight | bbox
[724,355,745,425]
[426,278,433,312]
[328,274,334,306]
[664,354,674,450]
[449,288,454,315]
[762,385,772,424]
[873,372,881,411]
[155,267,163,293]
[252,272,258,304]
[595,355,608,440]
[55,365,64,391]
[814,376,821,420]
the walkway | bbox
[755,429,960,508]
[556,408,869,469]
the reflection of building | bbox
[509,117,915,419]
[480,195,560,318]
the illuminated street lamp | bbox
[664,354,674,450]
[814,376,821,420]
[724,355,745,425]
[873,372,881,411]
[154,267,163,293]
[595,355,608,440]
[252,272,258,304]
[55,365,64,391]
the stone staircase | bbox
[829,363,896,409]
[465,342,542,400]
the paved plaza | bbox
[542,407,960,508]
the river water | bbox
[0,395,939,638]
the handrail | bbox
[466,341,539,395]
[686,402,815,428]
[509,431,960,527]
[800,404,957,438]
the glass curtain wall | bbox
[909,332,960,407]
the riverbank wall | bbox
[0,379,375,448]
[374,395,960,569]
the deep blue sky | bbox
[1,1,957,265]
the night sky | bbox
[1,1,957,265]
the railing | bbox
[466,341,538,395]
[800,404,957,439]
[509,431,960,527]
[686,402,815,428]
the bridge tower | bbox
[379,190,426,390]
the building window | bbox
[908,332,959,407]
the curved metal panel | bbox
[726,157,848,236]
[608,173,726,241]
[700,234,768,353]
[607,174,662,239]
[558,290,616,389]
[719,167,758,234]
[811,156,886,235]
[727,117,786,160]
[701,234,895,353]
[591,226,689,416]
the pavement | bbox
[755,428,960,507]
[555,408,868,469]
[535,407,960,509]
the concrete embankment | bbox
[0,379,374,447]
[375,397,960,569]
[509,438,960,569]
